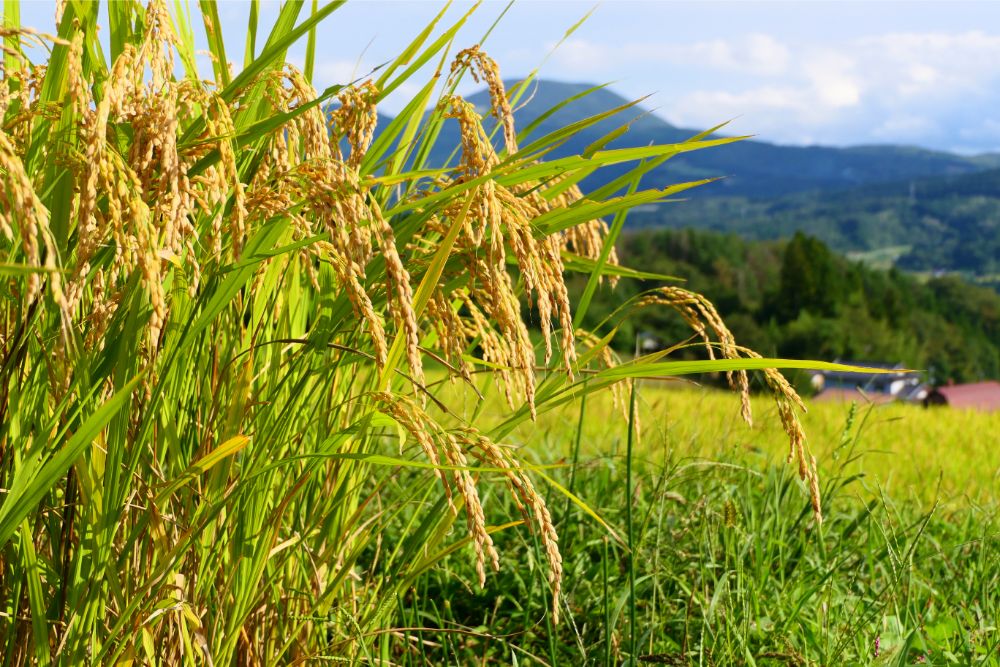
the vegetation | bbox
[0,2,858,663]
[5,3,997,665]
[577,227,1000,386]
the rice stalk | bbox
[0,1,826,661]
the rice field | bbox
[1,2,998,665]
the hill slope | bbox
[627,167,1000,279]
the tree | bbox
[776,232,842,320]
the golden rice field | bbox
[482,381,1000,507]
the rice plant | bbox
[0,1,858,662]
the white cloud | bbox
[549,33,790,77]
[647,34,790,76]
[873,115,937,141]
[671,86,805,117]
[549,38,611,72]
[744,34,792,76]
[801,52,860,108]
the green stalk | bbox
[563,386,587,527]
[625,379,638,665]
[304,0,318,83]
[603,536,612,667]
[2,0,21,76]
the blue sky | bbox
[10,1,1000,154]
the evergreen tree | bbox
[776,232,841,320]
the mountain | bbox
[371,79,999,280]
[448,80,995,198]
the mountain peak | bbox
[466,78,677,135]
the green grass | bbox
[518,383,1000,506]
[391,386,1000,665]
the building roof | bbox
[933,381,1000,411]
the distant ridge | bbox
[628,164,1000,279]
[454,79,995,198]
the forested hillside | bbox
[575,229,1000,387]
[629,169,1000,281]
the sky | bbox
[10,1,1000,154]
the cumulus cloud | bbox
[547,29,1000,151]
[664,33,791,76]
[864,31,1000,92]
[550,33,790,77]
[550,38,612,72]
[801,52,859,108]
[872,115,938,141]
